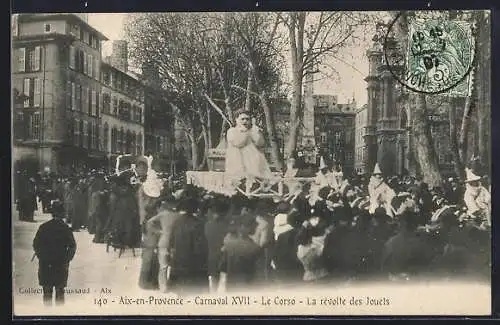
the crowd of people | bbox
[16,152,491,300]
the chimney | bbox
[141,60,160,85]
[111,40,128,72]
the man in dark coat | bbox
[204,198,230,293]
[218,214,261,293]
[168,197,208,296]
[17,174,37,222]
[33,200,77,306]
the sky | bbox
[88,13,371,106]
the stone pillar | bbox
[363,47,382,174]
[376,69,398,176]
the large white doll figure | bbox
[225,110,273,190]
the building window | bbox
[103,70,110,85]
[17,48,25,72]
[118,127,124,153]
[44,23,51,33]
[17,47,41,72]
[102,93,111,114]
[69,46,76,69]
[78,49,85,73]
[83,53,88,75]
[92,122,98,150]
[111,127,117,153]
[14,112,25,140]
[22,78,41,108]
[84,31,90,44]
[77,84,83,111]
[96,92,100,117]
[70,82,76,110]
[112,97,118,115]
[103,123,109,153]
[91,90,96,116]
[12,15,18,37]
[29,112,41,140]
[87,54,93,76]
[74,118,80,146]
[82,120,89,149]
[69,24,79,37]
[28,46,41,72]
[87,88,92,115]
[137,133,142,155]
[320,132,327,144]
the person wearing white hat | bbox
[463,168,491,226]
[368,163,396,218]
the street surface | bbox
[12,205,148,315]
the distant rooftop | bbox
[18,13,109,41]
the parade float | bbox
[185,111,317,200]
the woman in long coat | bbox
[106,174,141,249]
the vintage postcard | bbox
[12,10,491,316]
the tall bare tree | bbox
[277,12,374,156]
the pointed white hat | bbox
[465,168,481,183]
[372,163,382,175]
[319,156,328,170]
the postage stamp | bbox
[384,12,476,96]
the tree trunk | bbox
[458,94,472,163]
[259,92,284,171]
[219,120,227,145]
[449,98,465,181]
[189,128,199,171]
[206,108,213,150]
[245,62,253,112]
[199,126,209,170]
[412,93,442,187]
[476,10,490,175]
[284,12,306,157]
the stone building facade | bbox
[12,13,109,174]
[12,14,176,175]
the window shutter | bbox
[82,120,88,148]
[95,57,100,81]
[91,90,96,116]
[74,118,80,146]
[18,48,26,72]
[33,78,41,107]
[66,81,71,109]
[83,53,88,75]
[33,46,41,71]
[69,46,76,69]
[97,92,101,116]
[71,82,76,110]
[88,54,93,77]
[76,85,81,111]
[23,78,30,108]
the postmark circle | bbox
[383,11,476,95]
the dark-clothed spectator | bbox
[33,200,77,306]
[218,215,261,293]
